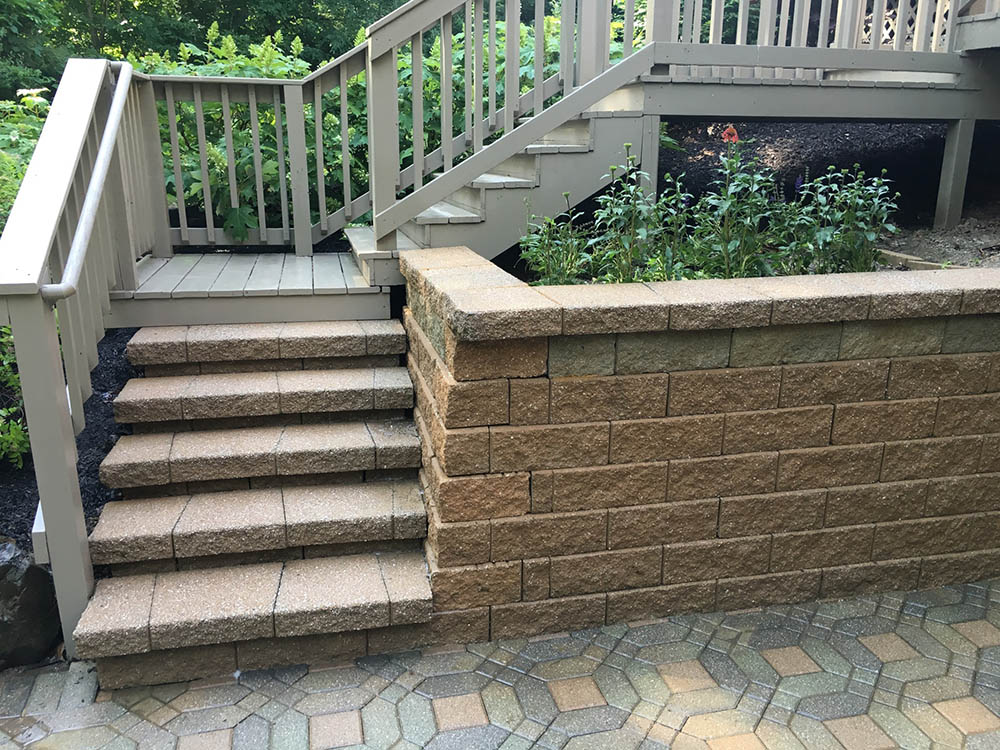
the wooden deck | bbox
[106,252,391,327]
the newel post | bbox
[366,44,400,253]
[283,83,314,256]
[577,0,612,84]
[136,79,172,258]
[8,294,94,658]
[645,0,679,42]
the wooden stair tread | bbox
[114,366,413,423]
[74,550,432,658]
[99,419,421,488]
[413,201,482,225]
[89,480,426,565]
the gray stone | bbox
[0,538,60,669]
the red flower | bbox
[722,125,739,144]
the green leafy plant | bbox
[520,193,591,285]
[0,326,29,468]
[0,87,48,233]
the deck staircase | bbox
[72,320,432,687]
[346,113,650,286]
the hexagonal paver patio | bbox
[4,578,1000,748]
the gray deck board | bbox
[277,256,314,296]
[208,254,259,297]
[134,255,200,299]
[172,254,230,298]
[243,253,285,297]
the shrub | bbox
[520,126,899,284]
[0,326,28,468]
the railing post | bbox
[367,46,400,253]
[283,84,314,256]
[935,119,975,230]
[578,0,612,83]
[645,0,677,41]
[136,80,172,258]
[7,294,94,659]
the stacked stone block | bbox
[402,246,1000,642]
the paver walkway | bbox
[3,580,1000,749]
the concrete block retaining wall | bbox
[401,246,1000,642]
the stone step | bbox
[74,550,432,660]
[99,419,421,489]
[114,366,413,424]
[126,319,406,367]
[89,480,425,565]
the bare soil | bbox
[886,205,1000,269]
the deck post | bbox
[935,118,975,230]
[640,115,661,197]
[645,0,678,42]
[578,0,612,84]
[283,84,314,256]
[367,47,400,253]
[136,80,173,259]
[7,294,94,659]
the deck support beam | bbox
[8,294,94,659]
[935,118,975,230]
[639,115,661,196]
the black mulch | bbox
[0,328,137,554]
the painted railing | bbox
[0,0,972,655]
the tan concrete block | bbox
[89,497,188,565]
[186,323,282,362]
[367,607,491,654]
[780,359,889,407]
[377,550,432,625]
[359,319,407,355]
[864,272,963,319]
[925,474,1000,516]
[888,353,993,399]
[662,537,771,585]
[919,549,1000,588]
[777,444,884,490]
[549,374,668,424]
[169,426,281,483]
[549,547,662,597]
[881,435,982,481]
[942,315,1000,354]
[183,372,281,420]
[392,481,427,539]
[149,563,282,649]
[646,278,773,330]
[100,433,175,488]
[669,453,778,501]
[934,393,1000,436]
[522,558,551,601]
[127,326,189,365]
[530,471,554,513]
[615,329,731,375]
[172,488,285,557]
[608,499,718,548]
[509,378,550,425]
[872,512,1000,560]
[74,575,155,659]
[983,435,1000,472]
[427,457,529,522]
[114,375,193,423]
[990,354,1000,392]
[549,462,668,512]
[548,334,616,376]
[820,559,921,599]
[825,481,928,526]
[237,631,367,671]
[426,497,491,566]
[723,406,833,454]
[610,415,724,464]
[832,399,937,445]
[841,318,946,359]
[274,555,389,637]
[757,273,870,325]
[490,422,610,472]
[430,560,522,609]
[730,324,843,367]
[445,333,548,381]
[491,510,607,561]
[283,481,393,546]
[716,570,821,610]
[277,320,367,358]
[606,581,716,623]
[413,366,489,476]
[490,594,606,639]
[274,423,374,476]
[368,419,421,469]
[144,362,201,377]
[668,367,781,416]
[443,285,563,341]
[433,372,508,429]
[537,283,670,334]
[770,525,874,572]
[276,369,373,414]
[96,644,237,690]
[719,489,826,537]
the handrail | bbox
[39,62,133,304]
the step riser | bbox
[492,153,540,182]
[536,118,593,146]
[143,354,401,378]
[131,409,410,434]
[447,185,485,213]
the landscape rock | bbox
[0,537,60,669]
